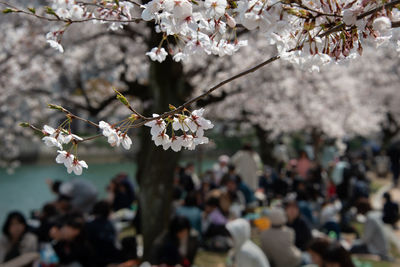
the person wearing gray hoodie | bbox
[226,218,270,267]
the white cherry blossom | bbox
[42,136,63,149]
[56,150,74,168]
[145,114,167,136]
[67,158,88,175]
[170,136,183,151]
[152,131,170,147]
[204,0,227,19]
[121,134,132,150]
[146,47,168,63]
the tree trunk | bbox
[254,125,276,167]
[136,43,191,260]
[311,128,323,163]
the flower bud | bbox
[19,122,30,128]
[48,104,63,111]
[114,88,129,106]
[117,94,129,105]
[2,8,15,14]
[225,14,236,28]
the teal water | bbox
[0,162,137,226]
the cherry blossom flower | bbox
[70,5,85,20]
[42,136,63,149]
[170,136,183,151]
[172,116,190,131]
[145,114,166,136]
[152,131,171,147]
[62,134,83,144]
[204,0,227,19]
[373,17,392,34]
[43,125,56,136]
[173,52,188,62]
[67,158,88,175]
[180,134,193,148]
[56,150,74,167]
[188,134,209,150]
[146,47,168,63]
[343,10,358,26]
[46,31,64,53]
[121,134,132,150]
[99,120,121,147]
[141,0,163,21]
[164,0,192,19]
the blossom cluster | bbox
[42,125,83,149]
[56,150,88,175]
[140,0,400,69]
[144,108,214,151]
[41,125,88,175]
[99,121,133,150]
[18,0,397,70]
[45,0,135,52]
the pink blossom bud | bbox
[225,14,236,28]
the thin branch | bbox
[28,124,44,134]
[319,0,400,38]
[130,55,281,128]
[292,2,342,18]
[357,0,400,20]
[60,106,99,127]
[0,2,142,24]
[392,21,400,28]
[77,133,103,143]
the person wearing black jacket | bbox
[285,201,313,251]
[382,192,399,229]
[150,216,197,267]
[50,214,95,267]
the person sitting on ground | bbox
[202,197,230,252]
[296,150,312,180]
[260,208,302,267]
[382,192,399,229]
[86,201,123,267]
[320,198,342,239]
[213,155,230,186]
[224,177,246,218]
[179,162,199,192]
[222,165,255,207]
[226,218,270,267]
[151,216,197,267]
[176,192,202,234]
[285,200,313,251]
[272,172,290,199]
[196,175,214,210]
[202,197,227,233]
[0,211,39,266]
[48,178,98,214]
[107,172,136,211]
[350,198,391,261]
[307,238,331,267]
[231,144,263,192]
[258,166,275,202]
[50,214,95,266]
[323,242,355,267]
[35,203,60,242]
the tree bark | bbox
[136,41,192,260]
[254,124,276,167]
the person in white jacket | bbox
[226,218,270,267]
[231,144,262,191]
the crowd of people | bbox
[1,143,400,267]
[0,173,137,267]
